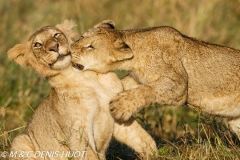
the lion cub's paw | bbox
[110,91,138,121]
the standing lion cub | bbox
[70,20,240,138]
[7,20,157,160]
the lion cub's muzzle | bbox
[44,39,71,67]
[46,39,59,52]
[71,52,85,70]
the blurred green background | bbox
[1,0,240,159]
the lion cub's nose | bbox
[46,39,59,52]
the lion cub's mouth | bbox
[57,53,70,61]
[72,62,84,70]
[49,53,71,67]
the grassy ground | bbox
[1,0,240,159]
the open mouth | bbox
[72,62,84,70]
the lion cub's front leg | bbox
[110,84,154,121]
[113,118,157,159]
[110,75,153,121]
[111,73,187,121]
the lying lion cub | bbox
[8,20,157,160]
[70,19,240,138]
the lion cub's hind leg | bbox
[10,134,71,160]
[10,134,36,160]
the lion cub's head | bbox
[71,20,133,73]
[8,20,78,77]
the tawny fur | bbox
[8,20,157,160]
[70,19,240,138]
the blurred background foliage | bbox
[1,0,240,159]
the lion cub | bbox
[8,20,157,160]
[70,20,240,138]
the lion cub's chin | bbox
[51,55,71,70]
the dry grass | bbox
[1,0,240,159]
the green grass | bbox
[1,0,240,159]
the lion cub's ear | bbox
[94,20,115,29]
[7,42,31,66]
[112,38,133,61]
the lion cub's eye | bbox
[34,42,42,48]
[54,33,61,38]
